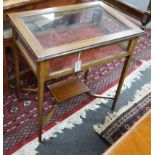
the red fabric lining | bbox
[36,25,125,73]
[36,25,104,48]
[49,44,124,72]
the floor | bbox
[103,111,151,155]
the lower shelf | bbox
[47,76,89,102]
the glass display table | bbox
[8,1,144,142]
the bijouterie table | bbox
[8,1,143,142]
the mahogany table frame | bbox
[8,1,143,142]
[3,0,79,96]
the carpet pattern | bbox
[3,27,150,154]
[98,92,151,145]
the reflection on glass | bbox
[48,41,129,73]
[21,5,130,49]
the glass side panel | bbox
[48,41,129,74]
[21,5,130,49]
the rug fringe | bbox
[13,60,150,155]
[93,82,150,134]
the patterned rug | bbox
[3,26,150,155]
[94,83,151,145]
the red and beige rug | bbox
[94,83,151,145]
[4,27,150,155]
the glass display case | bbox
[8,1,144,142]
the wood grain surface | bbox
[103,110,151,155]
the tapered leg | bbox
[37,79,44,142]
[37,62,46,142]
[3,47,9,96]
[13,46,20,93]
[111,56,130,111]
[112,38,138,111]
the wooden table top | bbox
[103,110,151,155]
[8,2,143,61]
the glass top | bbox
[21,5,130,49]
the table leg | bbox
[13,46,20,94]
[111,56,131,111]
[3,47,9,96]
[38,80,44,142]
[13,28,20,94]
[112,38,138,111]
[37,62,45,142]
